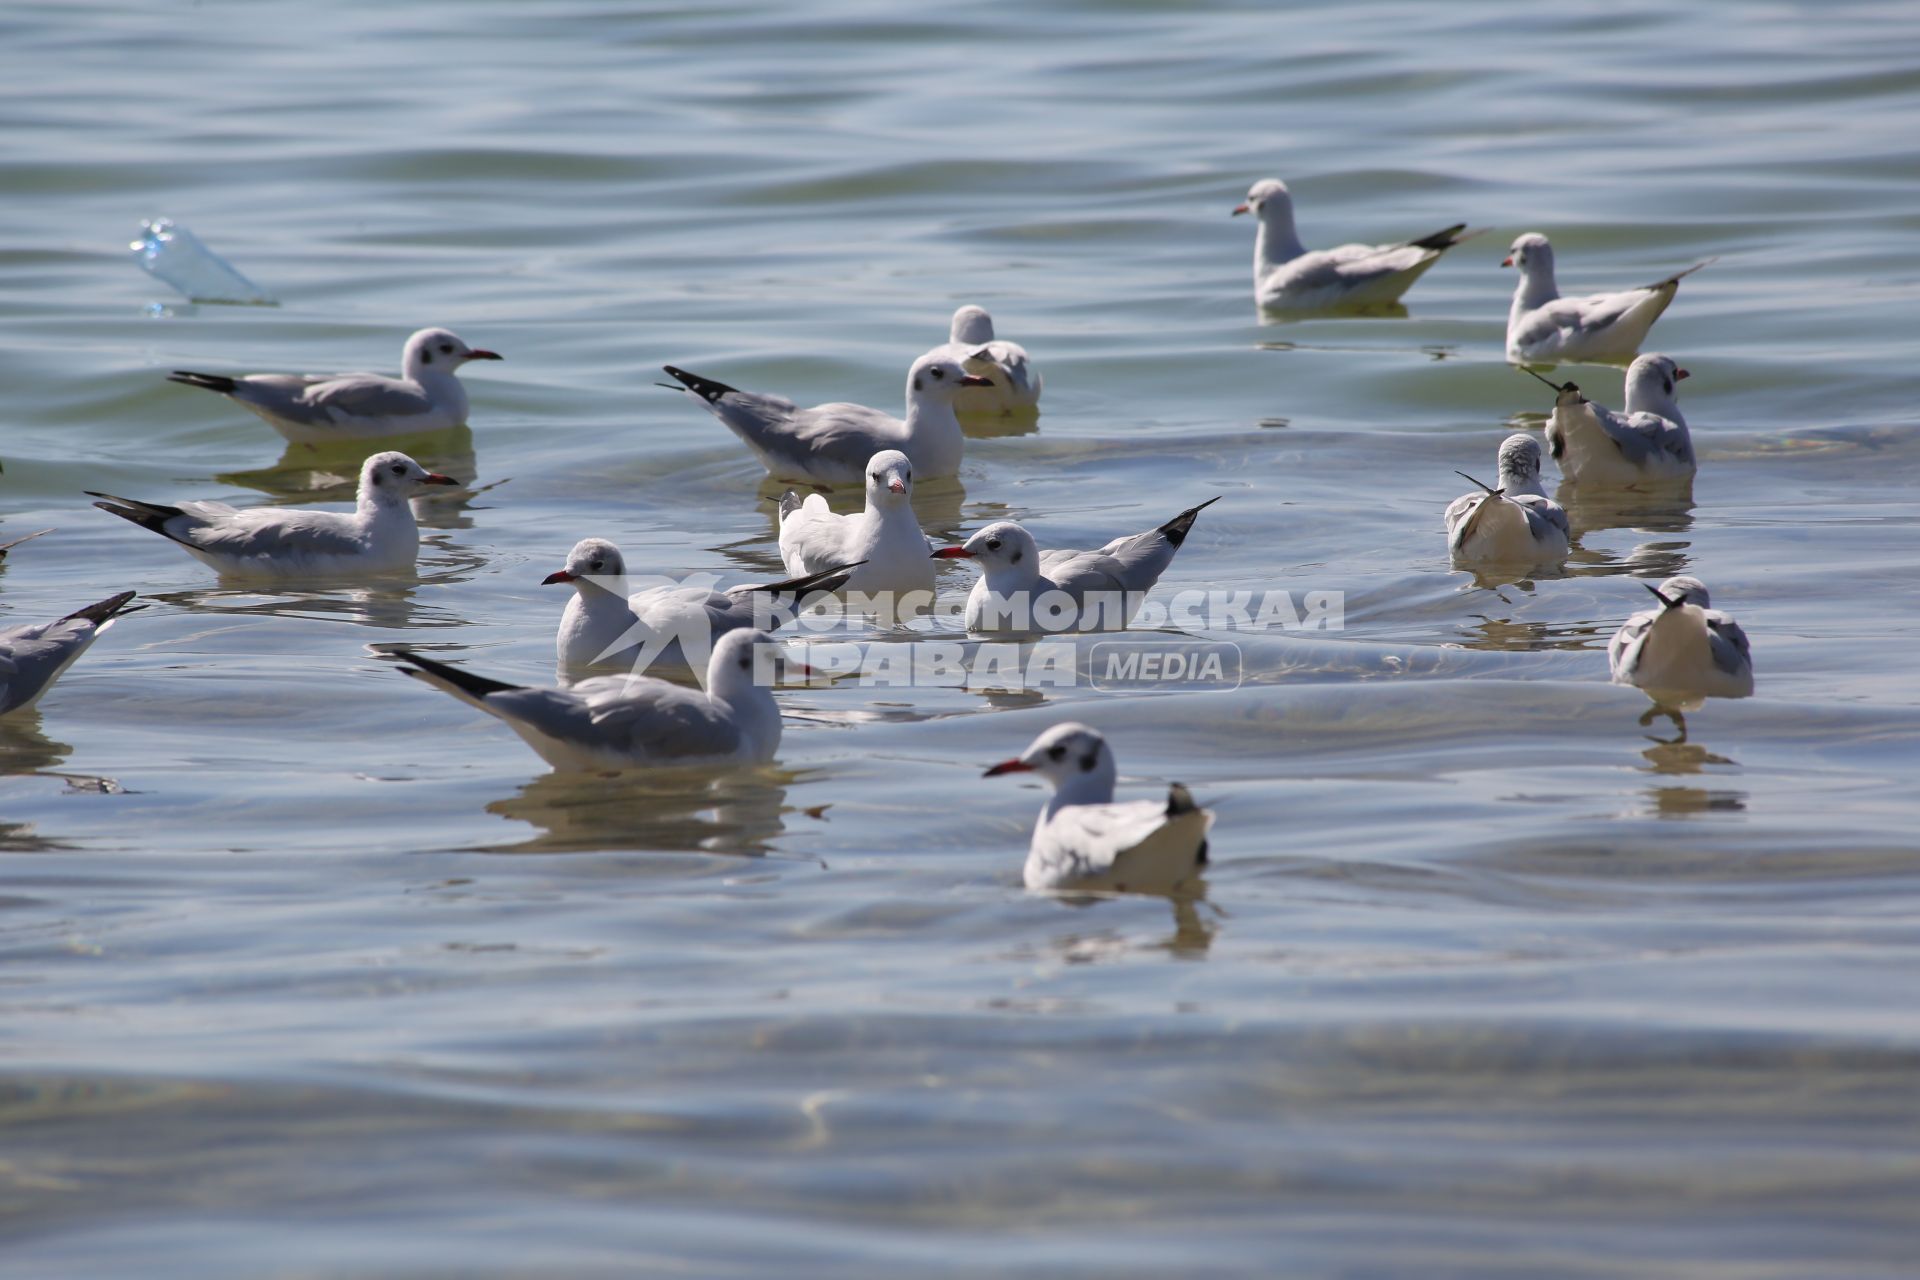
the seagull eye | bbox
[870,472,881,481]
[930,367,944,379]
[440,343,454,354]
[589,560,603,572]
[1047,744,1066,762]
[391,463,407,475]
[986,538,1001,551]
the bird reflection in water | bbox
[1637,705,1746,815]
[215,426,497,533]
[1040,888,1219,960]
[484,765,804,857]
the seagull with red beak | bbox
[1233,177,1479,312]
[985,722,1213,894]
[89,451,459,579]
[1504,233,1712,366]
[777,449,935,602]
[1528,354,1696,486]
[167,327,501,444]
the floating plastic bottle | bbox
[130,218,278,306]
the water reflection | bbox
[957,405,1040,440]
[1637,706,1746,816]
[0,712,73,775]
[1555,478,1694,540]
[153,575,476,632]
[483,765,799,855]
[1040,888,1218,959]
[217,427,480,501]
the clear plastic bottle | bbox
[130,218,278,306]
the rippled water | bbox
[5,1,1920,1274]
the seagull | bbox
[390,628,797,771]
[545,537,859,678]
[660,352,991,486]
[985,722,1213,894]
[1528,356,1695,486]
[89,450,457,579]
[925,305,1042,415]
[1504,234,1712,366]
[1,591,141,716]
[1232,178,1479,312]
[933,497,1220,635]
[1609,575,1753,700]
[1444,435,1570,565]
[166,327,501,444]
[777,449,934,600]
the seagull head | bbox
[864,449,914,506]
[403,327,502,379]
[543,537,627,591]
[1496,433,1546,488]
[707,628,808,695]
[908,352,994,402]
[984,721,1118,797]
[1651,575,1712,610]
[949,305,995,345]
[1626,353,1689,413]
[1232,177,1291,219]
[931,521,1038,577]
[1502,232,1553,273]
[360,451,458,504]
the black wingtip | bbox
[1158,495,1223,546]
[1406,222,1471,251]
[1519,366,1577,396]
[88,492,186,539]
[746,559,867,599]
[61,590,141,626]
[1647,256,1717,291]
[388,648,522,700]
[661,365,739,404]
[1644,583,1682,610]
[166,370,239,395]
[1454,470,1503,497]
[1166,782,1200,817]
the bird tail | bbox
[1405,223,1485,251]
[1158,495,1223,547]
[61,590,142,626]
[388,648,522,706]
[743,559,866,602]
[86,491,189,540]
[660,365,738,404]
[1645,257,1717,291]
[167,370,239,395]
[1519,366,1581,399]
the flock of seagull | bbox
[1,177,1753,894]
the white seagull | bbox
[777,449,934,600]
[985,722,1213,894]
[1444,435,1571,565]
[660,352,992,486]
[89,450,457,579]
[167,327,501,444]
[1609,575,1753,700]
[925,305,1042,416]
[544,537,858,678]
[391,628,797,771]
[1233,178,1479,312]
[1530,355,1695,486]
[1,591,141,717]
[1504,234,1712,366]
[933,497,1219,636]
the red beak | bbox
[888,481,906,494]
[930,546,975,559]
[422,473,459,486]
[958,374,994,387]
[542,569,576,585]
[1231,203,1249,216]
[1675,368,1691,380]
[984,758,1033,777]
[1501,255,1514,267]
[462,349,503,361]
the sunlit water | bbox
[4,1,1920,1274]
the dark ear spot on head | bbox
[1080,752,1098,772]
[912,375,922,393]
[421,351,432,366]
[1011,549,1022,564]
[1664,378,1674,394]
[371,472,382,486]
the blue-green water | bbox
[4,2,1920,1274]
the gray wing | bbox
[174,506,368,558]
[1582,399,1691,468]
[1513,494,1570,541]
[235,372,431,427]
[485,678,744,761]
[1704,610,1752,676]
[700,386,897,480]
[0,617,99,715]
[1045,526,1178,598]
[1609,607,1657,680]
[1516,290,1651,353]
